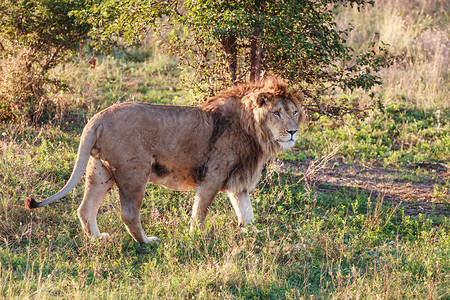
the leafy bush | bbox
[0,0,94,123]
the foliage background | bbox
[80,0,390,119]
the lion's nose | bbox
[287,129,297,136]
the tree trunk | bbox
[250,28,262,82]
[221,34,238,83]
[250,0,265,82]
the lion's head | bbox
[204,75,306,155]
[249,90,304,150]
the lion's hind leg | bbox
[116,180,158,244]
[77,156,115,239]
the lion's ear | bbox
[298,107,308,124]
[256,92,272,107]
[292,90,305,103]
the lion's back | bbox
[88,103,217,189]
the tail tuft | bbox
[24,196,39,210]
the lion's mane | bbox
[201,76,304,193]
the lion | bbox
[25,76,306,243]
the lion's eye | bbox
[273,111,281,117]
[293,111,298,116]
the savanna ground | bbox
[1,1,449,299]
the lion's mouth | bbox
[278,136,296,142]
[277,138,296,149]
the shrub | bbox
[0,0,94,123]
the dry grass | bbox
[337,0,449,109]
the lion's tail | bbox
[25,123,98,210]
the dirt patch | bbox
[275,158,450,217]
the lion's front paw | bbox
[240,223,261,234]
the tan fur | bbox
[26,76,306,243]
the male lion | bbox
[25,76,306,243]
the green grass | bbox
[0,148,449,298]
[1,1,450,298]
[282,104,450,166]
